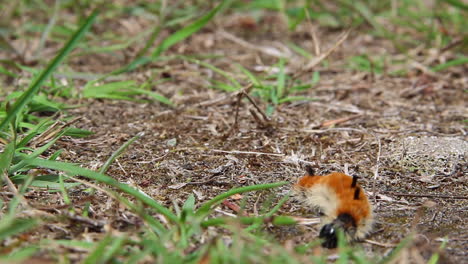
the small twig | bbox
[293,29,350,80]
[64,212,106,227]
[116,159,127,175]
[224,92,243,137]
[242,91,269,123]
[249,109,266,127]
[228,92,243,135]
[385,192,468,200]
[365,239,396,248]
[211,149,285,157]
[225,83,266,137]
[440,39,463,53]
[214,208,237,218]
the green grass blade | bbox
[380,235,413,264]
[237,64,262,86]
[58,173,71,204]
[27,158,178,223]
[441,0,468,10]
[427,238,448,264]
[25,179,80,189]
[100,235,127,263]
[83,235,112,264]
[99,132,143,174]
[82,80,138,100]
[122,0,231,73]
[105,188,167,234]
[287,42,313,59]
[263,194,289,218]
[10,129,67,174]
[82,81,174,105]
[431,56,468,72]
[0,218,37,241]
[210,80,239,92]
[64,127,94,138]
[201,215,296,228]
[183,56,242,89]
[0,10,98,132]
[85,132,142,219]
[0,65,18,78]
[196,181,288,216]
[181,194,196,220]
[135,89,174,106]
[151,0,230,59]
[245,194,291,232]
[126,248,152,264]
[17,116,55,148]
[0,141,15,172]
[276,58,286,100]
[0,245,38,262]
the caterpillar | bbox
[293,166,373,248]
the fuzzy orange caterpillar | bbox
[294,166,373,248]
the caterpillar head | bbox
[319,213,357,249]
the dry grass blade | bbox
[243,91,269,123]
[320,114,361,128]
[290,216,321,225]
[294,29,350,79]
[2,170,26,205]
[305,8,320,56]
[30,117,81,147]
[211,149,285,157]
[218,30,288,58]
[365,239,397,248]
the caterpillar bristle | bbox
[305,165,314,176]
[351,175,358,188]
[354,187,360,200]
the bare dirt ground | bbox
[3,10,467,263]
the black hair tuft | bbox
[354,187,360,200]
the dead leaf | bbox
[230,194,243,200]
